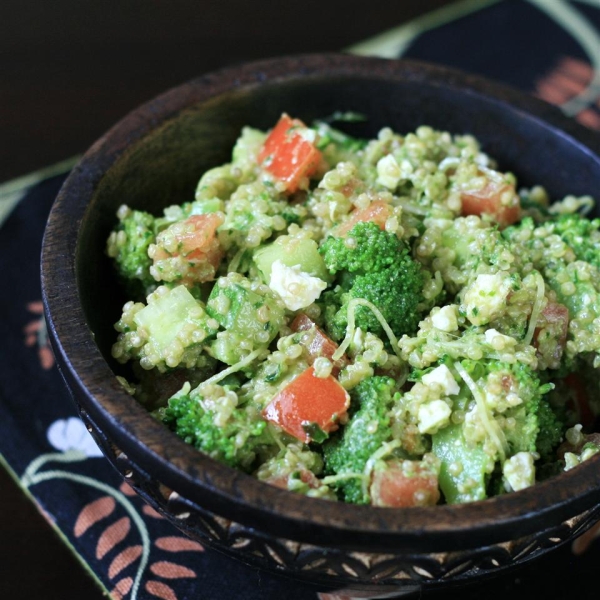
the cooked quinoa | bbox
[106,113,600,507]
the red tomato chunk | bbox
[152,213,224,283]
[290,313,349,375]
[262,366,350,443]
[258,114,322,193]
[370,460,440,508]
[332,200,392,237]
[460,179,520,227]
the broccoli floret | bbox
[320,222,424,341]
[112,285,218,372]
[160,382,271,471]
[106,205,156,297]
[546,214,600,268]
[535,398,565,461]
[323,376,398,504]
[321,221,402,274]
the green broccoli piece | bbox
[160,382,271,471]
[112,284,218,372]
[503,214,600,276]
[319,222,424,341]
[535,398,565,462]
[323,376,398,504]
[106,205,156,296]
[547,214,600,269]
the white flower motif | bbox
[47,417,103,457]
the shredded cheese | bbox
[523,271,545,346]
[332,298,402,362]
[199,348,265,388]
[455,362,507,462]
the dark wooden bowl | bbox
[41,54,600,595]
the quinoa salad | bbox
[106,113,600,507]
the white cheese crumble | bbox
[376,154,402,190]
[269,260,327,311]
[431,305,459,332]
[462,272,512,326]
[422,365,460,396]
[418,400,452,434]
[503,452,535,492]
[484,328,517,350]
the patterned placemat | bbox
[2,1,600,599]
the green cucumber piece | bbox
[253,237,330,282]
[432,423,492,504]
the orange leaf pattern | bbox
[155,537,204,553]
[150,561,196,579]
[96,516,131,559]
[68,484,206,600]
[535,56,600,131]
[108,545,143,580]
[74,496,116,537]
[145,580,178,600]
[143,505,163,519]
[23,301,55,370]
[119,481,137,497]
[110,576,133,600]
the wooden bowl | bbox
[41,53,600,595]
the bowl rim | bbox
[41,52,600,552]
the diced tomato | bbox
[460,179,520,227]
[290,314,349,375]
[258,114,322,193]
[153,213,224,283]
[565,373,595,430]
[533,301,569,367]
[370,460,440,508]
[332,200,392,237]
[262,366,350,443]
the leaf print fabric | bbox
[47,417,103,458]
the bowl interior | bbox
[45,55,600,552]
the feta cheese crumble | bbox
[431,305,459,332]
[422,364,460,396]
[503,452,535,492]
[418,400,452,434]
[376,154,402,190]
[462,272,512,326]
[484,328,517,350]
[269,260,327,311]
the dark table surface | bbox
[0,2,452,598]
